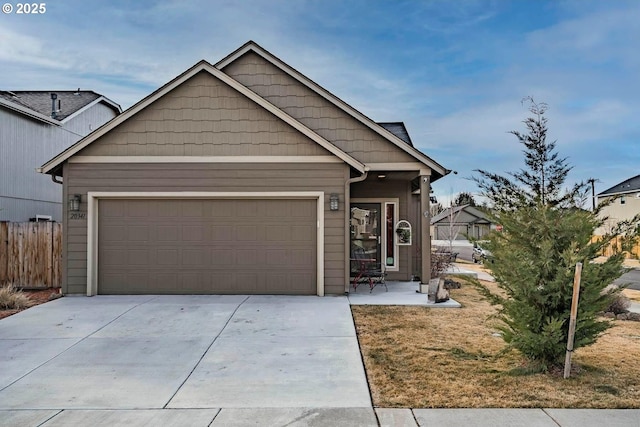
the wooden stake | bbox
[564,262,583,379]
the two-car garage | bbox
[93,196,319,295]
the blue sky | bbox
[1,0,638,205]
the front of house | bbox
[40,41,449,296]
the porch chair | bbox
[351,247,387,293]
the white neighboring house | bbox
[0,91,121,222]
[595,174,640,235]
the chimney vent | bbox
[51,93,57,118]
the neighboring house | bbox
[595,174,640,235]
[430,204,493,241]
[0,90,121,222]
[39,41,450,296]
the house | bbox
[39,41,450,296]
[0,90,121,222]
[595,174,640,235]
[430,204,493,241]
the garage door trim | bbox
[86,191,325,296]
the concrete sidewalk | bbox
[2,407,639,426]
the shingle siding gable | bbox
[222,52,417,164]
[79,71,331,157]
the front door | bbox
[350,203,381,269]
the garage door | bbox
[98,199,317,294]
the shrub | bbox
[0,284,33,310]
[607,294,631,315]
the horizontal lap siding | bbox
[63,162,348,295]
[222,53,416,164]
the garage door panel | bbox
[98,199,316,295]
[236,225,258,241]
[101,225,126,242]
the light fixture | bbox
[69,194,81,212]
[377,174,386,179]
[329,193,339,211]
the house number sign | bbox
[70,212,87,220]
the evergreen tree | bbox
[472,98,639,371]
[453,192,477,207]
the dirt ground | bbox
[0,288,61,320]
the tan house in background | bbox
[595,174,640,235]
[39,41,450,296]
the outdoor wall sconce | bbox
[329,193,339,211]
[69,194,81,212]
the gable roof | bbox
[431,204,492,224]
[216,41,449,181]
[0,90,121,123]
[598,174,640,196]
[39,60,366,176]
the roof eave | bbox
[60,96,122,124]
[0,98,61,126]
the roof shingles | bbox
[598,174,640,196]
[0,90,102,120]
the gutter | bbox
[343,166,369,293]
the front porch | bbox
[347,280,461,307]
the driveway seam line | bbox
[35,409,64,426]
[0,298,154,393]
[163,295,251,409]
[541,408,562,426]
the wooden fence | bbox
[0,222,62,289]
[592,235,640,259]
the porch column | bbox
[420,173,431,284]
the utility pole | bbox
[587,178,596,211]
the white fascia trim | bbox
[41,62,364,175]
[60,96,122,124]
[70,156,342,164]
[0,98,60,126]
[86,191,325,297]
[598,190,640,198]
[216,43,447,176]
[366,162,429,172]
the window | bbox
[621,196,626,205]
[385,203,396,268]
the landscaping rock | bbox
[616,313,629,321]
[436,278,450,303]
[444,278,461,289]
[628,312,640,321]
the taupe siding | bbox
[351,179,413,281]
[63,162,348,295]
[80,72,331,157]
[222,52,417,164]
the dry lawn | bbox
[352,278,640,408]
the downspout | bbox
[344,167,369,294]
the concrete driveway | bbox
[0,295,374,426]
